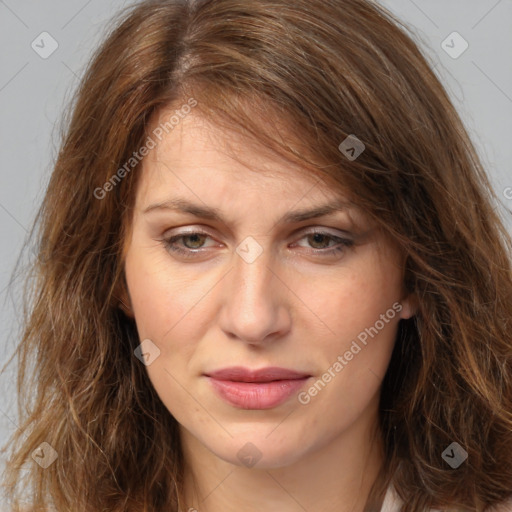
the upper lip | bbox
[205,366,311,382]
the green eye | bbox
[163,230,354,259]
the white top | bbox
[381,484,512,512]
[381,484,403,512]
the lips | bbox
[204,366,311,409]
[205,366,310,382]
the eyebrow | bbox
[143,197,353,224]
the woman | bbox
[2,0,512,511]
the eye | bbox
[163,231,214,257]
[162,229,354,259]
[292,230,354,256]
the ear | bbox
[399,292,419,320]
[114,273,135,318]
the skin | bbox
[122,106,417,512]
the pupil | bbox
[311,234,327,248]
[187,234,203,248]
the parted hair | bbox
[2,0,512,510]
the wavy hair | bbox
[2,0,512,510]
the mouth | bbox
[204,366,312,410]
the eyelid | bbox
[163,225,353,242]
[298,226,353,238]
[162,226,355,255]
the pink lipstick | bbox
[205,366,311,409]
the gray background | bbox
[1,0,511,493]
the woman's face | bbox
[123,107,416,469]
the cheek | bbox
[124,246,228,382]
[297,257,402,398]
[295,256,402,346]
[124,251,200,415]
[125,246,199,340]
[299,307,399,434]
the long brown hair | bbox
[2,0,512,510]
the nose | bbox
[218,244,292,345]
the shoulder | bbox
[381,485,512,512]
[488,498,512,512]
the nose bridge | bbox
[232,238,276,311]
[219,237,289,342]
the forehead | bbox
[138,106,350,207]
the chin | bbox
[204,431,309,469]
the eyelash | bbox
[162,229,354,259]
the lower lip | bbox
[207,377,310,409]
